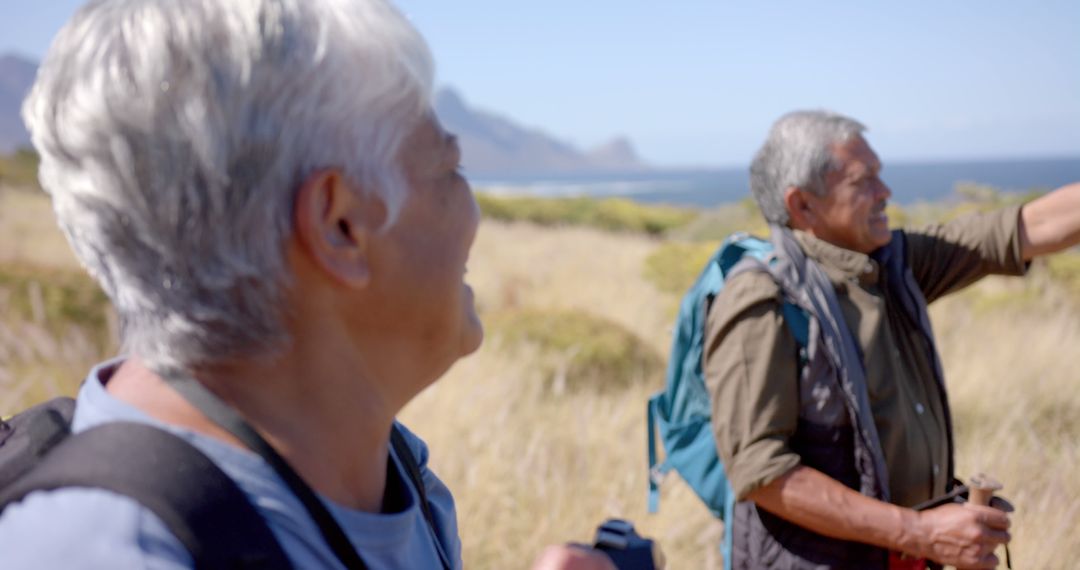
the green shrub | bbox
[923,184,1044,225]
[954,182,1043,208]
[0,149,41,190]
[489,308,663,393]
[592,197,696,235]
[666,199,766,242]
[967,287,1042,315]
[0,263,114,410]
[643,241,720,296]
[1046,251,1080,296]
[877,185,1046,230]
[0,263,111,342]
[475,192,697,236]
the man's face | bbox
[805,136,892,254]
[366,113,483,379]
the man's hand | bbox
[907,503,1011,569]
[531,545,617,570]
[748,465,1012,568]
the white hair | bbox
[749,110,866,226]
[22,0,435,371]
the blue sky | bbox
[3,0,1078,167]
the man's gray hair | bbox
[749,110,866,226]
[22,0,435,372]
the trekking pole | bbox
[964,473,1011,569]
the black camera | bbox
[592,519,665,570]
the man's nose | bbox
[877,179,892,201]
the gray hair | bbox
[748,110,866,225]
[22,0,435,372]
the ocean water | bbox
[473,156,1080,207]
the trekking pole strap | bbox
[646,398,664,513]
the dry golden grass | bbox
[3,186,1077,568]
[402,220,1080,569]
[931,279,1080,566]
[467,222,673,353]
[0,186,78,268]
[0,185,108,410]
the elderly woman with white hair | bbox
[0,1,615,568]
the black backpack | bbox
[0,396,441,569]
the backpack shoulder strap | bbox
[779,301,811,349]
[0,422,292,569]
[390,425,452,570]
[389,426,433,527]
[726,254,811,349]
[0,397,76,487]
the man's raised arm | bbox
[1019,182,1080,261]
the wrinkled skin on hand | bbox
[913,503,1011,569]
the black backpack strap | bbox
[0,397,76,487]
[389,427,435,530]
[390,426,451,569]
[0,422,292,569]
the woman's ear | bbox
[292,170,384,288]
[784,186,816,230]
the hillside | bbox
[434,87,648,176]
[0,54,36,152]
[0,53,648,175]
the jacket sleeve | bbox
[906,204,1028,303]
[703,271,802,500]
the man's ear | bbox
[293,169,386,288]
[784,186,816,230]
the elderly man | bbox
[706,110,1080,569]
[0,1,614,569]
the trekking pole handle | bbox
[959,473,1011,570]
[967,473,1002,507]
[592,519,665,570]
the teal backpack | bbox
[646,233,808,568]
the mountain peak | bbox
[0,52,36,67]
[435,86,466,111]
[587,137,646,171]
[433,87,648,176]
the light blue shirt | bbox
[0,359,462,569]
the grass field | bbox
[2,183,1077,568]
